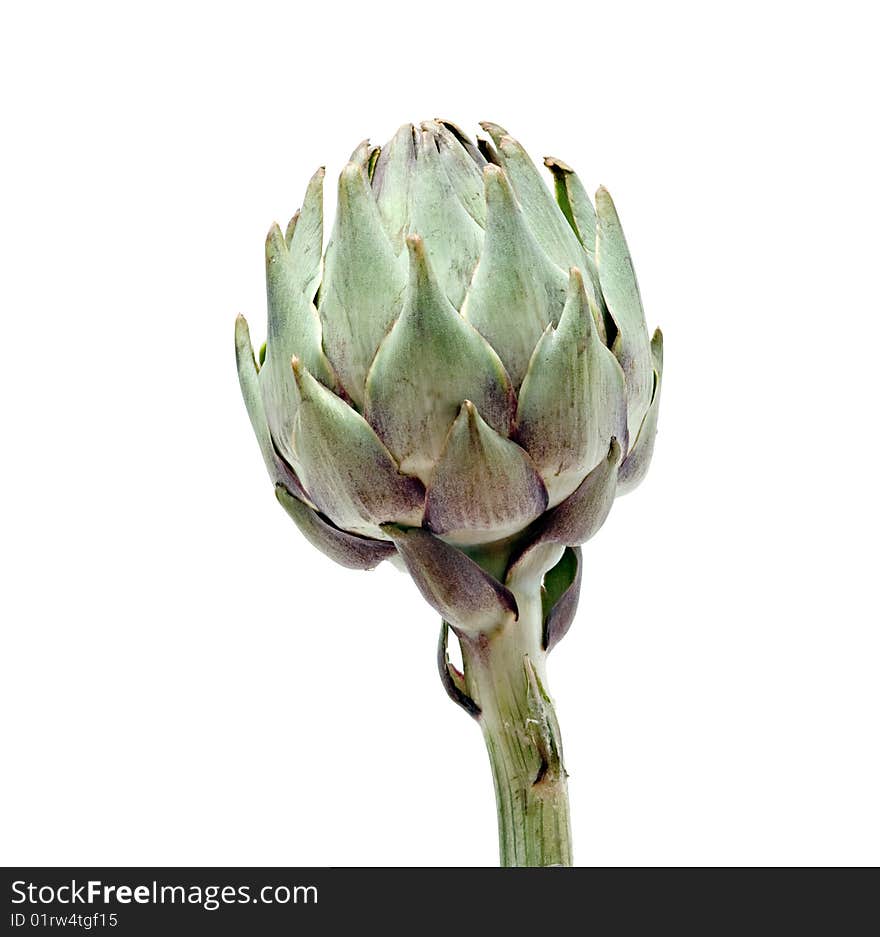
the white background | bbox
[2,1,878,867]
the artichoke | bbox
[235,120,663,866]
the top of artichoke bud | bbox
[236,119,662,561]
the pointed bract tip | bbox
[651,328,664,365]
[337,160,366,200]
[435,118,470,138]
[340,160,363,181]
[266,221,285,249]
[479,121,508,144]
[565,267,591,318]
[595,185,615,212]
[405,233,428,269]
[290,354,304,383]
[457,399,478,425]
[608,436,623,464]
[544,156,573,173]
[483,163,512,200]
[567,266,585,291]
[482,163,515,211]
[265,223,286,263]
[234,314,253,358]
[285,211,299,243]
[404,233,437,295]
[386,123,418,153]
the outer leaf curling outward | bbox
[438,620,481,718]
[383,525,518,636]
[508,438,622,580]
[234,314,307,500]
[274,485,395,570]
[290,358,425,540]
[541,546,582,652]
[618,328,664,495]
[595,185,654,444]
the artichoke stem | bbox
[459,587,572,867]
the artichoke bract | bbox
[235,120,662,867]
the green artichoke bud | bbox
[234,119,663,866]
[237,120,661,556]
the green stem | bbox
[459,586,572,867]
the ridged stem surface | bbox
[460,586,572,867]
